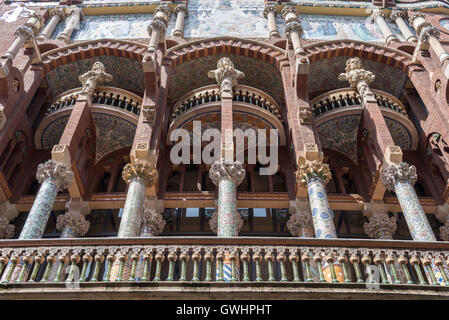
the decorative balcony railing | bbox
[170,85,282,123]
[310,89,408,118]
[0,237,448,293]
[45,86,142,117]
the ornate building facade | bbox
[0,0,449,299]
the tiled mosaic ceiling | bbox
[170,53,283,104]
[308,56,408,97]
[40,113,136,163]
[46,55,144,97]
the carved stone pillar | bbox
[296,160,337,239]
[373,9,399,45]
[56,7,82,43]
[147,20,166,55]
[390,10,417,42]
[172,5,188,37]
[118,161,158,237]
[2,13,43,60]
[282,6,304,55]
[56,211,90,238]
[19,160,73,239]
[37,9,65,41]
[381,162,436,241]
[209,161,245,237]
[139,209,166,237]
[264,5,280,38]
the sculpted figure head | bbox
[345,57,363,73]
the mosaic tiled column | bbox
[209,161,245,237]
[37,9,65,41]
[118,161,158,238]
[56,211,90,238]
[296,160,337,239]
[364,214,397,239]
[381,162,436,241]
[20,160,73,239]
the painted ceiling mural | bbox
[308,56,408,98]
[46,55,144,97]
[170,53,283,104]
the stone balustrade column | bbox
[2,13,43,60]
[172,5,188,38]
[409,12,449,68]
[56,7,82,43]
[296,160,337,239]
[373,9,399,45]
[264,5,280,38]
[381,162,436,241]
[209,161,245,237]
[390,10,417,42]
[118,160,158,237]
[19,160,73,239]
[282,6,304,55]
[37,9,65,41]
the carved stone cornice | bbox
[78,62,113,97]
[56,211,90,237]
[36,160,73,191]
[14,26,34,40]
[263,5,277,18]
[287,211,314,237]
[209,160,245,186]
[122,160,158,187]
[207,57,245,98]
[364,214,397,239]
[338,57,375,100]
[0,217,14,239]
[381,162,418,191]
[296,160,332,187]
[140,209,166,236]
[209,210,243,234]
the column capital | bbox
[338,57,375,101]
[372,8,387,19]
[209,209,243,234]
[408,12,426,26]
[147,19,167,36]
[174,4,188,16]
[381,162,417,191]
[36,159,74,191]
[56,211,90,237]
[0,217,14,239]
[364,214,397,239]
[296,160,332,187]
[390,10,405,21]
[287,210,314,237]
[419,25,440,43]
[263,5,277,18]
[439,223,449,241]
[209,160,245,186]
[281,6,299,23]
[154,5,171,25]
[50,8,66,19]
[285,20,303,37]
[207,57,245,98]
[140,209,166,236]
[78,62,113,97]
[14,25,34,40]
[122,160,158,187]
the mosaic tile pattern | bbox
[424,260,449,286]
[385,117,412,150]
[117,177,146,237]
[395,180,436,241]
[308,56,408,97]
[308,177,337,239]
[170,53,283,104]
[322,257,345,283]
[441,19,449,31]
[217,179,239,237]
[185,0,267,38]
[46,56,144,98]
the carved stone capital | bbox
[381,162,417,191]
[298,106,312,124]
[0,217,14,239]
[296,160,332,187]
[408,12,426,27]
[154,5,170,25]
[419,26,440,44]
[56,211,90,237]
[36,159,74,191]
[122,160,158,187]
[287,210,314,237]
[281,6,299,23]
[78,62,113,97]
[142,106,156,124]
[147,19,167,36]
[263,5,277,18]
[285,21,303,37]
[50,9,66,19]
[364,214,397,239]
[209,160,245,186]
[439,223,449,241]
[372,9,386,19]
[140,209,166,236]
[14,26,34,40]
[174,4,188,16]
[207,57,245,98]
[209,210,243,234]
[338,57,375,99]
[390,10,405,21]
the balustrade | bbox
[0,238,447,288]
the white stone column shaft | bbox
[37,10,65,41]
[390,10,417,42]
[373,10,399,45]
[56,8,82,43]
[172,5,188,37]
[264,6,280,38]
